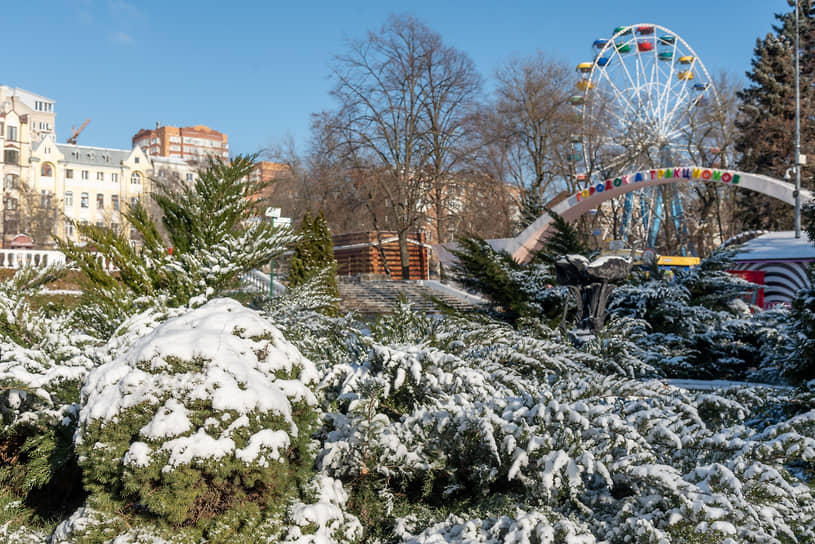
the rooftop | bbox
[731,230,815,262]
[57,143,136,168]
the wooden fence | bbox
[333,232,429,280]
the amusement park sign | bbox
[574,167,740,202]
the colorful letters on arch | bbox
[574,168,740,202]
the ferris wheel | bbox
[571,24,720,253]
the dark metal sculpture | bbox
[555,255,631,332]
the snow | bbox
[76,298,318,471]
[235,428,290,465]
[730,230,815,262]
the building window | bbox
[130,196,139,208]
[65,191,73,207]
[80,192,89,208]
[97,172,104,181]
[64,221,75,237]
[5,174,18,190]
[158,169,166,178]
[96,193,104,209]
[111,173,118,183]
[66,169,74,179]
[7,126,17,141]
[5,198,17,210]
[41,190,52,209]
[81,170,89,180]
[41,163,54,177]
[111,222,119,235]
[186,173,194,182]
[111,194,119,211]
[4,149,19,164]
[96,221,104,229]
[134,157,140,164]
[131,172,141,184]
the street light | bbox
[794,0,809,238]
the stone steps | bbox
[337,278,483,315]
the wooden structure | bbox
[333,231,430,280]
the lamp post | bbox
[795,0,802,238]
[265,207,290,298]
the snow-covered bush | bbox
[606,250,786,381]
[73,298,320,542]
[270,300,815,542]
[784,267,815,382]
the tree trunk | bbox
[398,231,411,280]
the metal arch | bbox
[494,168,814,263]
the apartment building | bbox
[0,86,56,140]
[132,124,228,162]
[29,135,152,244]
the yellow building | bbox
[29,135,152,245]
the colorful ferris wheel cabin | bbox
[615,43,633,53]
[658,35,676,45]
[576,79,595,90]
[613,26,633,36]
[595,56,611,67]
[693,83,710,91]
[677,71,694,80]
[658,51,673,61]
[569,95,585,106]
[593,39,609,49]
[577,62,593,73]
[636,25,655,35]
[637,40,654,52]
[678,55,695,64]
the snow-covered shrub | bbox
[283,475,363,543]
[784,267,815,382]
[74,298,320,542]
[272,299,815,542]
[0,267,100,530]
[607,250,784,381]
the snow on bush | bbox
[280,305,815,542]
[283,475,362,543]
[74,298,320,540]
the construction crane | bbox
[66,118,91,145]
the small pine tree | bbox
[287,211,339,308]
[57,155,296,333]
[536,209,590,264]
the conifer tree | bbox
[287,210,339,306]
[535,209,590,264]
[57,155,296,333]
[735,1,815,230]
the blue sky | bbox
[4,1,791,156]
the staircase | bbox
[337,276,485,315]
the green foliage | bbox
[0,417,85,531]
[74,300,319,541]
[783,266,815,383]
[535,209,590,265]
[451,236,567,324]
[607,250,785,380]
[735,2,815,230]
[287,210,339,311]
[56,154,297,334]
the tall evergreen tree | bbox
[735,1,815,230]
[287,211,339,308]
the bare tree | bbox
[480,53,579,229]
[326,14,480,278]
[420,32,481,243]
